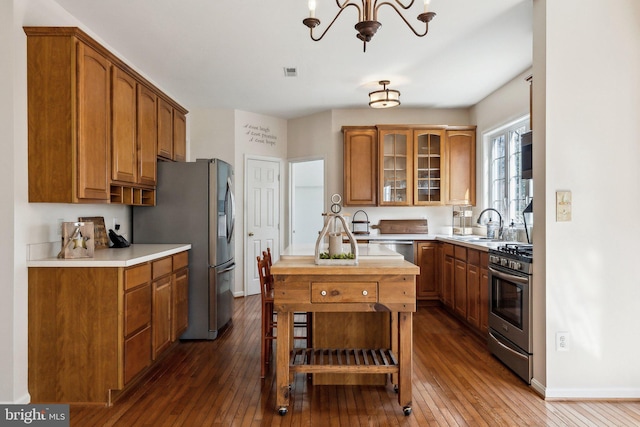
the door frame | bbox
[243,154,285,297]
[288,156,326,245]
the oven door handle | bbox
[488,265,529,285]
[489,331,529,361]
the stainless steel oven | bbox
[487,244,533,383]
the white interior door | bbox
[245,158,280,296]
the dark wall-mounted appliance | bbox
[521,131,532,179]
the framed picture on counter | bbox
[78,216,109,249]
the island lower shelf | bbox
[289,348,399,375]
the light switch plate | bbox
[556,190,572,222]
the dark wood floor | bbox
[70,295,640,426]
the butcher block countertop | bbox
[270,257,419,276]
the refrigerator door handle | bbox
[218,262,236,274]
[226,177,235,244]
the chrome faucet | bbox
[477,208,503,239]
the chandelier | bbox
[303,0,436,51]
[369,80,400,108]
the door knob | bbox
[248,232,254,236]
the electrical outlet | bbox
[556,332,570,351]
[112,217,119,231]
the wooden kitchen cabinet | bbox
[379,126,413,206]
[466,249,481,329]
[172,251,190,340]
[439,242,490,337]
[157,98,174,160]
[123,263,152,385]
[445,128,476,205]
[26,30,111,203]
[151,256,173,359]
[158,99,188,162]
[173,110,187,162]
[342,126,378,206]
[441,244,455,310]
[28,249,189,404]
[25,27,187,205]
[413,127,445,205]
[342,124,475,207]
[454,258,467,319]
[479,253,490,335]
[111,66,138,184]
[416,242,439,301]
[137,85,158,185]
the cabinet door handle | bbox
[320,290,327,296]
[362,290,368,296]
[248,232,254,236]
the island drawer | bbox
[311,281,378,303]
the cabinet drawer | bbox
[454,245,467,261]
[152,256,173,279]
[173,251,188,270]
[467,249,480,265]
[124,263,151,290]
[311,282,378,303]
[443,243,454,257]
[125,283,151,336]
[124,326,151,385]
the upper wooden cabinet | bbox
[445,128,476,205]
[137,85,158,186]
[24,27,187,205]
[413,127,445,206]
[157,99,187,162]
[342,124,476,207]
[27,32,111,203]
[111,67,138,185]
[378,127,413,206]
[342,127,378,206]
[173,111,187,162]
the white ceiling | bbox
[53,0,532,120]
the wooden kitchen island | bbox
[270,257,419,416]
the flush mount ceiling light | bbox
[303,0,436,52]
[369,80,400,108]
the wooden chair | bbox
[258,248,312,378]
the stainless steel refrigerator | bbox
[133,159,235,340]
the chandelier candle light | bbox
[303,0,436,51]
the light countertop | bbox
[280,243,404,260]
[27,244,192,268]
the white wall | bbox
[540,0,640,398]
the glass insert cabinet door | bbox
[414,129,444,205]
[379,129,412,205]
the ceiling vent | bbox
[283,67,298,77]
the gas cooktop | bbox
[493,243,533,258]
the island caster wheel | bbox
[278,407,288,416]
[403,406,412,416]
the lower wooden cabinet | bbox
[152,275,173,359]
[438,242,489,337]
[28,250,189,404]
[416,242,439,300]
[441,244,454,310]
[172,251,189,340]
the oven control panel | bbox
[489,254,532,275]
